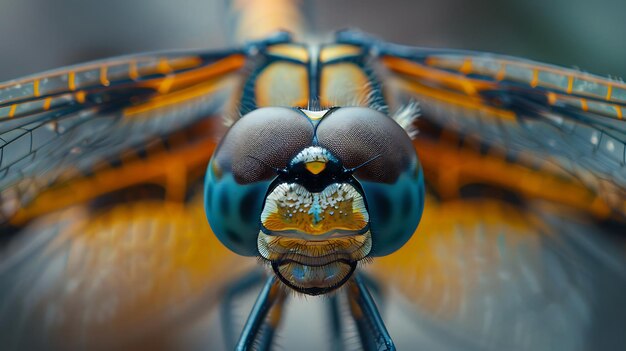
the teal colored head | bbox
[204,106,424,294]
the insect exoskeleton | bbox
[204,106,425,294]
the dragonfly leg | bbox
[236,275,287,351]
[327,294,345,351]
[347,274,395,351]
[358,272,384,308]
[220,268,266,350]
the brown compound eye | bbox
[315,107,417,183]
[212,107,315,184]
[315,107,424,257]
[206,107,315,256]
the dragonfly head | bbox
[205,107,424,295]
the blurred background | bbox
[0,1,625,350]
[0,0,625,81]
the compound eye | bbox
[205,107,314,256]
[213,107,314,184]
[316,107,424,256]
[316,107,417,183]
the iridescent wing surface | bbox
[0,48,255,350]
[340,31,626,218]
[0,49,245,226]
[336,31,626,350]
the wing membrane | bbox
[0,195,255,350]
[0,49,246,225]
[369,195,626,351]
[338,31,626,219]
[336,31,626,350]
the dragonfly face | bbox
[205,106,424,294]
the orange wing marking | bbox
[99,66,110,86]
[33,80,41,97]
[74,91,86,104]
[459,58,473,75]
[530,69,539,88]
[495,63,506,81]
[9,137,218,225]
[157,58,173,74]
[580,98,589,111]
[129,61,140,80]
[158,75,175,94]
[68,71,77,91]
[383,56,496,96]
[8,104,16,118]
[43,97,52,111]
[566,76,574,93]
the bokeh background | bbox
[0,1,625,350]
[0,0,625,81]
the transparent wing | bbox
[338,30,626,219]
[0,195,255,350]
[335,31,626,350]
[0,49,246,225]
[369,195,626,351]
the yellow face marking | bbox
[263,201,368,234]
[261,183,369,235]
[305,161,326,175]
[100,66,110,86]
[319,45,362,63]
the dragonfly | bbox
[0,1,625,350]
